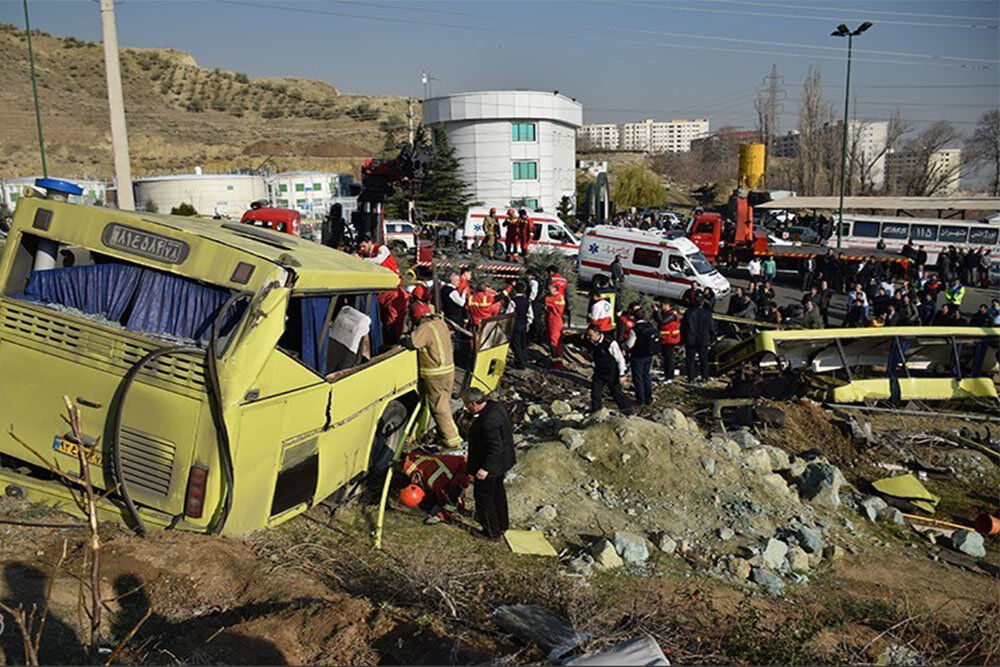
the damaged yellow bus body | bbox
[716,326,1000,403]
[0,193,510,535]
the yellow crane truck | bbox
[0,182,511,535]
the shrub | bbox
[170,202,197,216]
[261,105,283,119]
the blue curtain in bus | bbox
[301,296,331,374]
[21,263,142,321]
[126,270,232,341]
[357,293,383,355]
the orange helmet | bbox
[489,207,497,215]
[507,208,516,217]
[399,484,425,508]
[411,301,432,320]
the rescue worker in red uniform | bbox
[656,300,681,382]
[400,449,471,523]
[517,209,533,258]
[544,283,566,370]
[616,302,639,350]
[359,239,400,274]
[547,264,570,325]
[467,283,501,327]
[504,208,519,260]
[589,290,614,333]
[381,285,411,347]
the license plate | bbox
[52,437,103,466]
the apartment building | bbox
[577,123,621,150]
[887,148,962,195]
[620,119,709,153]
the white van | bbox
[577,225,731,300]
[463,207,579,256]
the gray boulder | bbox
[761,537,789,569]
[743,448,773,473]
[613,531,650,564]
[796,462,845,509]
[700,456,716,476]
[592,539,624,569]
[559,428,585,451]
[761,445,790,471]
[550,400,572,416]
[657,534,677,554]
[526,403,548,419]
[585,408,612,424]
[951,530,986,558]
[657,407,688,430]
[860,496,889,522]
[795,526,824,554]
[732,429,761,450]
[535,505,558,522]
[718,527,735,541]
[750,567,785,595]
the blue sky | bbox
[3,0,998,135]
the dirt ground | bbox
[0,358,998,664]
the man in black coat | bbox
[680,297,715,382]
[463,387,516,540]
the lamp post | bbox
[832,21,872,249]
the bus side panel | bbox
[316,350,417,501]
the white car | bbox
[384,220,416,252]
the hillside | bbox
[0,24,408,179]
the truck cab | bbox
[0,189,509,535]
[240,206,301,236]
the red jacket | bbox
[467,289,501,325]
[365,244,399,274]
[550,272,568,297]
[659,309,681,345]
[381,287,410,339]
[401,450,470,520]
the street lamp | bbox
[832,21,872,249]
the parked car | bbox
[384,220,416,252]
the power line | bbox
[616,1,1000,30]
[707,1,999,23]
[210,0,995,69]
[337,0,998,66]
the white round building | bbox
[134,172,267,218]
[422,91,582,214]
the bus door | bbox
[463,313,514,394]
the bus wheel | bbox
[368,400,408,476]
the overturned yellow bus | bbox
[0,187,510,535]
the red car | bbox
[240,207,301,236]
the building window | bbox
[276,199,289,207]
[296,199,308,208]
[313,183,322,191]
[511,122,536,142]
[512,198,538,210]
[278,184,288,193]
[512,161,537,180]
[295,183,305,192]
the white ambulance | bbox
[463,207,579,256]
[577,225,731,300]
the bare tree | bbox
[964,109,1000,196]
[796,67,834,195]
[891,120,962,196]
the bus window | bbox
[853,221,880,238]
[968,227,998,245]
[938,226,968,244]
[694,221,714,234]
[911,224,938,242]
[881,222,909,240]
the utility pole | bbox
[100,0,134,210]
[407,97,415,225]
[832,21,872,249]
[22,0,47,177]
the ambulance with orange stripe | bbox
[577,225,731,300]
[463,207,579,256]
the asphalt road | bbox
[567,269,997,328]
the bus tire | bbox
[369,399,408,475]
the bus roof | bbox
[757,196,1000,212]
[12,196,399,293]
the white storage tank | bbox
[133,172,267,218]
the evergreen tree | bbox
[416,127,476,222]
[556,195,574,224]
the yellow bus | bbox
[0,187,510,535]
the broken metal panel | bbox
[716,326,1000,403]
